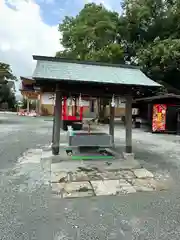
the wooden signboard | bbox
[21,91,39,99]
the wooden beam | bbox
[109,101,115,146]
[52,84,62,155]
[125,95,132,153]
[35,82,149,99]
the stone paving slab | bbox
[85,159,140,171]
[50,161,172,198]
[64,181,94,198]
[91,180,122,196]
[133,168,154,179]
[86,171,103,181]
[132,179,154,192]
[64,181,92,192]
[132,177,171,192]
[51,169,137,183]
[70,171,90,182]
[97,171,124,180]
[47,147,173,198]
[51,169,171,198]
[51,171,67,183]
[132,178,170,192]
[154,180,170,191]
[52,181,94,198]
[122,170,136,180]
[117,179,137,194]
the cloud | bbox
[0,0,61,79]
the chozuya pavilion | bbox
[32,55,160,157]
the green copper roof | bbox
[32,56,160,87]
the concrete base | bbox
[68,132,112,147]
[122,152,135,161]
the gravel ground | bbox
[1,113,180,239]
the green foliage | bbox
[121,0,167,43]
[57,3,124,63]
[0,62,17,109]
[85,43,124,63]
[120,0,180,89]
[0,62,17,82]
[22,98,27,109]
[137,38,180,89]
[138,39,180,75]
[0,83,16,109]
[57,1,180,92]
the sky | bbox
[0,0,121,94]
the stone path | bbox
[18,144,172,199]
[51,165,171,198]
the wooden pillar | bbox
[27,98,30,112]
[109,101,115,146]
[74,97,77,115]
[38,94,41,115]
[52,85,62,155]
[125,95,132,153]
[52,105,55,143]
[35,99,38,113]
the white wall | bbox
[41,94,127,108]
[41,93,90,106]
[41,93,54,105]
[115,98,125,108]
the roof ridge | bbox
[33,55,140,70]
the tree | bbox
[137,38,180,88]
[0,83,16,109]
[119,0,171,63]
[57,3,124,63]
[120,0,180,91]
[0,62,17,82]
[57,3,126,121]
[22,98,27,109]
[121,0,168,42]
[57,0,180,108]
[0,62,17,110]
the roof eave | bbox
[33,76,161,88]
[20,76,34,81]
[133,93,180,103]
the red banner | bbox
[152,104,167,132]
